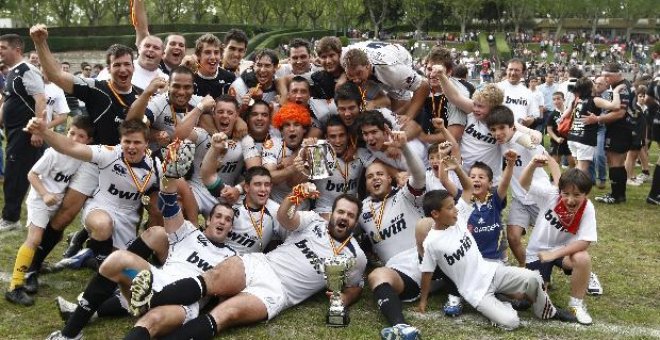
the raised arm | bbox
[25,116,92,162]
[384,127,425,190]
[519,154,549,192]
[200,133,227,187]
[276,183,319,231]
[431,65,473,113]
[132,0,150,47]
[173,95,215,140]
[30,25,74,94]
[126,77,168,123]
[498,149,517,199]
[443,155,472,202]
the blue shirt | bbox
[457,188,506,260]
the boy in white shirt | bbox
[520,157,598,325]
[6,116,93,306]
[418,189,576,329]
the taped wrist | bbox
[158,192,180,219]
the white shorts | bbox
[240,253,288,320]
[82,200,139,249]
[189,181,219,218]
[567,141,595,161]
[69,162,100,196]
[25,190,63,229]
[507,198,539,230]
[386,248,422,301]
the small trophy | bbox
[299,140,337,180]
[324,255,356,327]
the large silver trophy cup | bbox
[324,255,356,327]
[299,140,337,180]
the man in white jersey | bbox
[244,100,277,154]
[202,140,281,254]
[230,49,280,111]
[497,59,539,127]
[128,187,366,339]
[418,190,576,330]
[275,38,320,80]
[25,118,160,263]
[47,166,237,340]
[295,116,373,219]
[175,95,261,215]
[358,129,426,339]
[261,102,312,207]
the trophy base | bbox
[326,310,350,327]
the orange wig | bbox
[272,103,312,129]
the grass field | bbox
[0,155,658,339]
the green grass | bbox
[0,151,659,339]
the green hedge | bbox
[0,24,260,37]
[478,33,491,59]
[247,28,300,54]
[494,32,511,60]
[254,30,334,53]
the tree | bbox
[290,2,306,27]
[402,0,433,34]
[305,0,327,29]
[268,0,291,27]
[188,0,213,23]
[108,0,130,25]
[76,0,109,26]
[502,0,536,33]
[539,0,578,40]
[364,0,389,39]
[447,0,483,37]
[619,0,655,40]
[49,0,76,26]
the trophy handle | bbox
[298,147,312,178]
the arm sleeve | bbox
[420,240,437,273]
[23,68,45,96]
[374,64,422,92]
[31,148,55,174]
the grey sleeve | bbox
[23,69,45,96]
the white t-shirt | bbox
[261,136,309,208]
[314,148,372,214]
[497,80,539,122]
[359,183,425,263]
[524,182,597,263]
[146,93,203,139]
[97,61,168,90]
[531,89,545,112]
[44,83,70,124]
[229,199,282,254]
[266,211,367,306]
[26,148,82,203]
[421,198,499,307]
[461,114,502,183]
[499,131,551,205]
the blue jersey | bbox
[458,188,506,260]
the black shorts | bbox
[393,269,420,301]
[526,258,573,283]
[630,118,646,151]
[549,141,571,156]
[604,127,633,154]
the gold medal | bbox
[264,139,273,149]
[124,153,154,207]
[373,232,382,242]
[141,195,150,206]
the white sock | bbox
[569,296,583,307]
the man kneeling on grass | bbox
[417,189,578,329]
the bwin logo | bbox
[113,164,127,176]
[54,172,73,183]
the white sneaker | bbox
[626,178,642,186]
[45,330,82,340]
[635,173,651,183]
[587,272,603,295]
[569,304,593,325]
[0,219,20,231]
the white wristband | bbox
[234,184,244,195]
[196,102,205,112]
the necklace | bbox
[327,231,352,256]
[369,193,389,242]
[107,81,131,108]
[124,152,153,206]
[169,102,188,126]
[244,200,265,250]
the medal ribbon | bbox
[107,81,130,108]
[327,232,352,256]
[124,154,153,198]
[369,193,389,235]
[169,102,188,127]
[244,200,265,247]
[335,158,349,189]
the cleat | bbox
[511,299,532,311]
[594,193,625,204]
[63,229,89,258]
[0,219,20,232]
[52,248,94,271]
[647,196,660,205]
[569,304,593,325]
[380,323,421,340]
[129,270,154,316]
[5,286,35,306]
[24,272,39,294]
[553,308,578,323]
[56,296,98,323]
[587,272,603,295]
[45,330,82,340]
[443,294,463,317]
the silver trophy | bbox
[324,255,356,327]
[299,140,337,180]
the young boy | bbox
[485,105,560,267]
[418,189,576,329]
[5,116,93,306]
[546,91,574,168]
[520,157,598,325]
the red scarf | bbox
[553,197,587,235]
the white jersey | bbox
[26,148,82,203]
[189,128,260,186]
[266,211,367,306]
[88,145,160,210]
[314,149,372,214]
[497,81,539,122]
[228,199,282,254]
[342,41,422,100]
[461,114,502,183]
[97,61,168,90]
[261,136,309,209]
[359,183,425,263]
[363,138,427,171]
[44,83,69,123]
[160,221,236,279]
[146,93,203,140]
[421,198,499,307]
[229,77,278,104]
[525,182,597,264]
[500,131,551,205]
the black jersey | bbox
[193,68,236,99]
[1,62,44,129]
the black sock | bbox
[87,238,114,264]
[62,274,117,338]
[609,166,627,199]
[649,165,660,198]
[123,326,150,340]
[151,275,206,308]
[433,267,460,296]
[373,283,406,326]
[126,237,152,260]
[97,295,129,317]
[161,314,217,340]
[28,223,63,272]
[642,169,650,176]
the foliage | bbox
[478,32,491,59]
[464,40,478,53]
[494,32,511,60]
[254,30,334,54]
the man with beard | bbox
[25,25,144,288]
[295,116,373,219]
[192,34,236,99]
[497,59,539,127]
[221,29,249,77]
[202,155,281,254]
[175,95,261,214]
[357,128,427,339]
[244,100,277,154]
[262,103,312,208]
[231,49,280,110]
[128,187,366,340]
[276,38,319,80]
[47,164,237,340]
